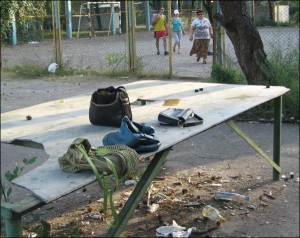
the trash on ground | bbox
[215,191,251,202]
[289,172,294,179]
[184,202,201,208]
[48,63,59,73]
[147,203,159,213]
[125,180,136,186]
[202,205,225,222]
[263,191,276,199]
[156,220,189,237]
[190,225,218,236]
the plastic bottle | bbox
[215,191,251,202]
[202,205,225,222]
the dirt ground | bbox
[1,77,299,237]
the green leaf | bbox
[13,166,20,175]
[23,158,28,164]
[7,186,12,198]
[5,171,13,181]
[28,157,37,164]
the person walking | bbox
[189,9,213,64]
[152,7,169,55]
[171,10,185,54]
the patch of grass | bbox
[211,63,247,85]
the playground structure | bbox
[76,1,121,38]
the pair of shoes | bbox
[196,57,200,62]
[157,51,160,55]
[203,61,207,64]
[164,51,169,55]
[173,47,175,53]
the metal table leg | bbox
[226,95,283,181]
[106,147,172,237]
[273,96,282,180]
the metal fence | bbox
[1,1,299,78]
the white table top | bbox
[1,80,289,202]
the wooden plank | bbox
[1,80,289,203]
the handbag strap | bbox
[179,112,203,128]
[76,144,120,228]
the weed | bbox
[1,157,36,203]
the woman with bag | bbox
[189,9,213,64]
[171,10,185,54]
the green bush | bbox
[211,63,247,85]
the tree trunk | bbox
[214,1,275,85]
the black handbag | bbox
[158,108,203,128]
[89,86,132,127]
[103,116,161,153]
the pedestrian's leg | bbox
[173,43,176,53]
[163,36,168,55]
[177,32,182,54]
[156,38,160,55]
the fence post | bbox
[146,0,150,31]
[52,0,62,66]
[11,12,17,46]
[65,0,72,39]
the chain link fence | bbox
[1,1,299,77]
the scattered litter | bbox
[202,205,225,222]
[123,191,132,197]
[81,221,89,226]
[210,183,222,187]
[247,204,256,210]
[156,220,188,237]
[220,180,229,183]
[148,203,159,213]
[290,172,294,179]
[28,41,39,44]
[48,63,59,73]
[97,198,104,203]
[173,181,182,185]
[91,214,101,219]
[184,202,201,208]
[125,180,136,186]
[215,191,251,202]
[263,192,275,200]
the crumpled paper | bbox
[156,220,192,237]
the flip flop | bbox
[203,61,207,64]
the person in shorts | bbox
[152,7,169,55]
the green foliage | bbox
[267,39,299,119]
[0,0,46,45]
[105,52,119,67]
[211,63,247,85]
[255,15,277,27]
[1,157,37,203]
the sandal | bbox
[178,52,181,54]
[203,61,207,64]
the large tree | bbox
[214,1,275,85]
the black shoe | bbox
[157,51,160,55]
[164,51,169,55]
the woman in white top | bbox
[189,9,213,64]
